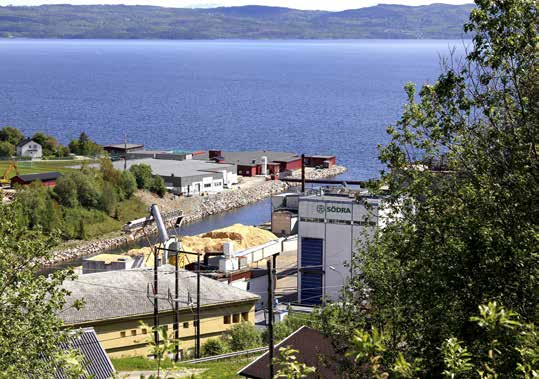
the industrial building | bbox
[296,191,390,305]
[195,150,304,177]
[60,266,259,358]
[113,158,238,195]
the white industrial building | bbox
[114,158,238,195]
[297,192,391,305]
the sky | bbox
[1,0,473,11]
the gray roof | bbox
[60,266,259,324]
[112,158,235,178]
[196,150,301,165]
[55,328,115,379]
[13,171,62,182]
[104,143,144,150]
[16,138,39,148]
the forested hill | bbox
[0,3,474,39]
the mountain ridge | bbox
[0,3,475,39]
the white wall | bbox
[298,196,382,303]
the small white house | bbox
[16,139,42,159]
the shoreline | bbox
[47,165,347,265]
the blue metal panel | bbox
[301,238,323,267]
[301,272,323,305]
[300,238,323,304]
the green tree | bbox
[150,175,166,198]
[0,203,84,378]
[119,170,137,199]
[53,175,79,208]
[129,163,153,190]
[0,126,24,146]
[31,131,58,157]
[16,181,63,232]
[100,181,118,216]
[68,132,103,157]
[226,322,263,351]
[0,141,14,158]
[321,0,538,376]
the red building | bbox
[304,155,336,168]
[206,150,302,177]
[11,172,63,187]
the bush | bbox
[150,175,166,198]
[0,141,14,158]
[0,126,23,146]
[226,322,262,352]
[100,181,118,215]
[54,175,79,207]
[119,170,137,199]
[129,164,153,190]
[201,338,229,357]
[263,311,314,343]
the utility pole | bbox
[153,244,159,345]
[173,242,180,362]
[301,153,305,193]
[267,259,275,378]
[123,132,128,171]
[196,253,201,358]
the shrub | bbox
[226,322,262,352]
[119,170,137,199]
[201,338,229,357]
[129,164,153,189]
[0,141,14,158]
[150,175,166,198]
[54,175,79,207]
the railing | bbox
[181,346,267,364]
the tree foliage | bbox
[0,126,24,146]
[226,322,263,351]
[68,132,104,157]
[0,204,83,378]
[0,141,15,158]
[319,0,537,376]
[129,163,153,190]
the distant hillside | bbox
[0,3,475,39]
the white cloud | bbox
[1,0,473,11]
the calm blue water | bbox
[0,39,467,180]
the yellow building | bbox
[60,265,259,358]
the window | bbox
[214,182,221,186]
[141,328,148,334]
[300,217,324,223]
[120,331,126,338]
[183,322,189,329]
[204,183,211,188]
[224,315,231,324]
[242,312,249,321]
[131,330,137,336]
[232,314,240,323]
[327,219,352,225]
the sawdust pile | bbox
[126,224,277,261]
[182,224,277,254]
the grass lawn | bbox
[0,159,93,178]
[111,356,256,379]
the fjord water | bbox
[0,39,466,180]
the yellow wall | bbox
[69,302,256,359]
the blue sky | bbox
[2,0,473,11]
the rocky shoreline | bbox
[48,165,347,265]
